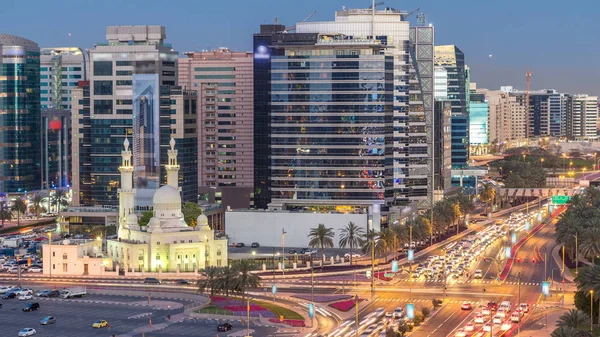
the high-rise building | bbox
[567,94,598,140]
[41,109,71,189]
[434,100,452,193]
[178,49,254,209]
[252,7,435,213]
[40,47,89,110]
[434,66,448,100]
[0,34,41,193]
[434,45,468,169]
[469,90,489,155]
[71,26,197,207]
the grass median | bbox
[253,300,304,320]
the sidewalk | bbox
[520,292,574,336]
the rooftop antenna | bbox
[274,17,278,24]
[370,1,384,39]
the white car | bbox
[501,321,512,331]
[18,293,33,300]
[27,266,42,273]
[493,315,503,324]
[375,308,385,318]
[394,307,404,318]
[519,303,529,313]
[464,322,475,331]
[483,323,492,332]
[497,308,507,318]
[473,270,483,279]
[482,307,491,316]
[510,312,521,323]
[344,252,361,259]
[454,329,467,337]
[0,285,15,294]
[18,328,36,337]
[474,314,484,324]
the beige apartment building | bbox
[178,49,253,209]
[479,89,527,146]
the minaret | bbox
[118,138,136,235]
[166,137,180,189]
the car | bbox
[519,303,529,313]
[464,322,475,331]
[500,300,512,311]
[487,301,498,311]
[22,303,40,312]
[497,308,507,318]
[375,307,385,318]
[474,314,484,324]
[40,316,56,325]
[174,279,190,285]
[454,329,467,337]
[235,242,245,247]
[461,302,472,310]
[510,312,521,323]
[501,321,513,331]
[27,266,42,273]
[473,270,483,279]
[483,323,492,332]
[18,328,36,337]
[492,315,502,324]
[363,325,377,334]
[8,267,19,274]
[39,290,60,298]
[251,242,260,248]
[143,277,161,284]
[344,252,361,259]
[288,249,298,254]
[302,248,317,255]
[2,292,17,299]
[34,290,49,297]
[217,323,233,332]
[385,311,393,318]
[92,320,108,328]
[18,293,33,301]
[0,285,15,294]
[394,307,404,318]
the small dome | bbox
[153,185,181,210]
[126,213,138,224]
[197,214,208,226]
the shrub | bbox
[413,312,424,326]
[328,299,364,312]
[431,298,442,307]
[421,306,430,317]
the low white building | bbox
[42,239,113,276]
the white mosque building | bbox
[106,138,228,273]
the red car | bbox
[461,302,472,310]
[487,301,498,311]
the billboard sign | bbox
[542,281,550,296]
[551,196,571,205]
[132,74,160,190]
[408,249,414,261]
[406,303,415,319]
[308,303,314,318]
[505,247,512,259]
[391,260,399,273]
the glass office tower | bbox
[0,34,41,193]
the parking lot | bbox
[0,293,277,337]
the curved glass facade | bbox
[0,37,41,193]
[270,54,393,202]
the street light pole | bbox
[591,290,594,334]
[370,234,375,300]
[281,229,286,276]
[518,272,521,336]
[272,248,275,303]
[247,297,252,337]
[355,294,359,337]
[311,267,314,328]
[48,232,52,279]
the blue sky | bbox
[3,0,597,94]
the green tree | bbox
[0,201,11,227]
[378,228,398,256]
[214,266,238,297]
[385,327,397,337]
[338,222,364,266]
[575,265,600,325]
[574,290,599,325]
[556,309,591,331]
[361,229,379,255]
[11,198,27,227]
[551,326,592,337]
[479,183,496,213]
[182,202,203,228]
[28,193,44,218]
[197,266,222,297]
[232,260,261,299]
[50,189,69,214]
[138,210,154,227]
[307,223,335,260]
[579,228,600,264]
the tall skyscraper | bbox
[40,47,89,110]
[0,34,41,193]
[71,26,197,207]
[178,49,254,209]
[479,88,526,147]
[253,7,435,213]
[434,45,468,169]
[567,95,598,140]
[469,89,489,155]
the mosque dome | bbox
[153,185,181,211]
[126,213,138,225]
[196,214,210,230]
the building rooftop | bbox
[0,34,38,49]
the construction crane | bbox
[285,10,317,31]
[402,7,421,20]
[416,12,428,26]
[371,1,384,9]
[525,70,533,139]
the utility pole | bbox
[525,70,533,140]
[518,272,521,336]
[311,267,314,328]
[371,234,375,300]
[281,229,286,276]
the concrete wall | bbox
[225,211,368,248]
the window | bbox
[217,249,222,256]
[94,100,113,114]
[156,254,160,260]
[194,67,235,71]
[52,252,55,257]
[116,61,132,66]
[116,70,132,76]
[162,61,175,67]
[156,241,160,245]
[116,80,132,86]
[116,109,132,115]
[116,99,132,105]
[62,264,67,272]
[93,81,113,95]
[162,71,175,76]
[93,61,112,76]
[63,254,67,259]
[194,74,235,79]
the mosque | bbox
[106,138,228,273]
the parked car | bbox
[18,328,36,336]
[2,292,17,299]
[174,279,190,285]
[27,266,42,273]
[143,278,160,284]
[18,293,33,301]
[217,323,233,332]
[344,252,361,259]
[92,320,108,328]
[251,242,260,248]
[40,316,56,325]
[235,243,245,248]
[23,302,40,312]
[38,290,60,298]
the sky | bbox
[2,0,598,95]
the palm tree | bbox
[575,265,600,325]
[0,201,11,227]
[11,198,27,227]
[197,266,222,297]
[307,223,335,261]
[551,326,593,337]
[361,229,379,256]
[232,260,261,299]
[29,193,44,218]
[556,309,591,331]
[582,186,600,207]
[50,189,69,214]
[479,184,496,213]
[338,222,364,265]
[579,228,600,264]
[378,228,398,257]
[214,266,238,297]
